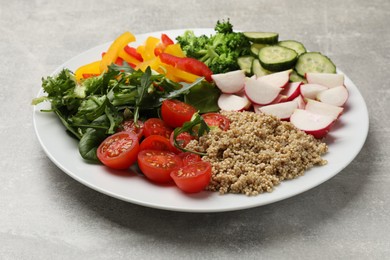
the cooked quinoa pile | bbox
[186,111,328,196]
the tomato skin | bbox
[140,135,172,151]
[170,161,212,193]
[202,113,230,131]
[143,118,173,139]
[169,131,195,154]
[178,152,202,166]
[97,132,139,170]
[117,119,144,140]
[138,150,183,183]
[161,99,197,128]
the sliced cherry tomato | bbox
[178,152,202,166]
[159,53,213,82]
[143,118,173,139]
[117,119,144,140]
[169,131,195,154]
[170,161,212,193]
[97,132,139,170]
[137,150,183,183]
[202,113,230,131]
[161,99,197,128]
[140,135,172,151]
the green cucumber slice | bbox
[295,52,336,76]
[243,32,279,44]
[258,46,298,72]
[277,40,307,56]
[250,43,269,57]
[252,59,272,77]
[237,56,254,75]
[289,70,307,83]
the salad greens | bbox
[176,19,251,74]
[33,63,220,162]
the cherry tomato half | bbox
[170,161,212,193]
[143,118,173,139]
[97,132,139,170]
[169,131,195,154]
[161,99,197,128]
[117,119,144,140]
[178,152,202,166]
[137,150,183,183]
[202,113,230,131]
[140,135,172,152]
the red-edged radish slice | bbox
[305,73,344,88]
[305,99,344,119]
[290,109,335,138]
[316,85,349,107]
[294,95,306,109]
[281,82,302,101]
[211,70,246,94]
[300,84,328,99]
[217,93,251,111]
[256,69,291,88]
[258,99,298,120]
[244,77,282,105]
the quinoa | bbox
[186,111,328,196]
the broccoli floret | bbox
[176,20,251,74]
[215,19,233,34]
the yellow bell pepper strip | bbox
[162,64,200,83]
[75,60,101,81]
[163,43,186,57]
[142,36,161,61]
[99,31,136,72]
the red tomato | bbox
[117,119,144,140]
[178,152,202,166]
[143,118,173,139]
[161,99,197,128]
[170,161,212,193]
[137,150,183,183]
[140,135,172,151]
[169,131,195,154]
[202,113,230,131]
[159,53,213,82]
[97,132,139,170]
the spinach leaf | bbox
[78,128,107,162]
[184,81,221,113]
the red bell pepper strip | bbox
[159,53,213,81]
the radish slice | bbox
[305,99,344,119]
[300,84,328,99]
[256,69,291,88]
[305,73,345,88]
[211,70,246,94]
[244,77,282,105]
[258,99,298,120]
[218,93,251,111]
[290,109,335,138]
[316,85,349,107]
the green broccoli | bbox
[176,19,251,74]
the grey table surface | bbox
[1,0,389,259]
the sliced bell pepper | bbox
[75,60,101,81]
[142,36,161,61]
[163,43,186,58]
[99,31,136,72]
[159,53,213,81]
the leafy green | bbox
[172,113,210,155]
[184,81,220,113]
[176,19,251,74]
[33,62,209,161]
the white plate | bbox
[33,29,369,213]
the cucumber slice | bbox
[258,46,298,72]
[289,70,307,83]
[243,32,279,44]
[277,40,307,56]
[250,43,269,57]
[237,56,254,75]
[252,59,272,77]
[295,52,336,76]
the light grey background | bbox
[1,0,389,259]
